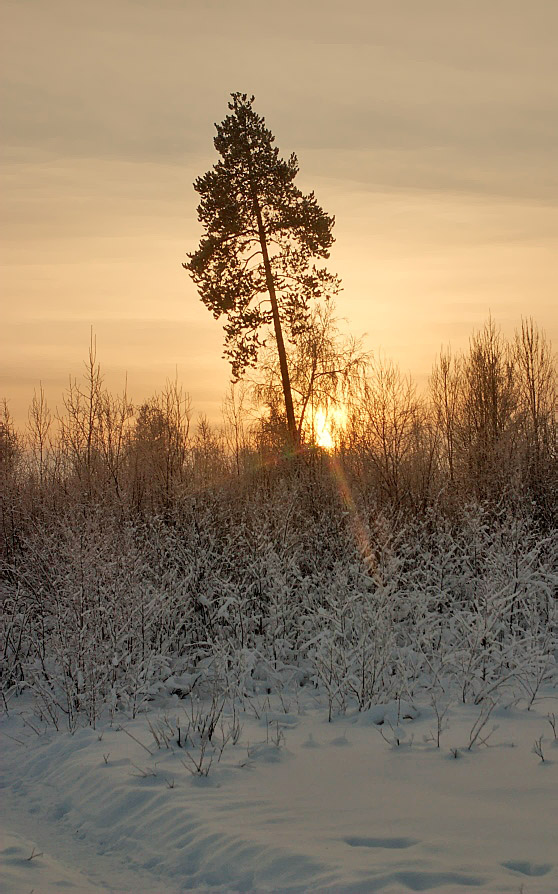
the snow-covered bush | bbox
[1,456,556,729]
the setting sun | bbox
[314,407,335,450]
[312,405,349,450]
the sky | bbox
[1,0,557,429]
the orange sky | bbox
[2,0,557,429]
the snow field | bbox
[2,690,557,893]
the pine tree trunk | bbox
[240,123,298,448]
[252,203,299,448]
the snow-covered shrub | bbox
[1,457,556,729]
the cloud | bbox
[4,0,557,200]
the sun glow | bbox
[313,408,334,450]
[312,406,349,450]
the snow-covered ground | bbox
[2,690,557,893]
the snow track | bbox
[2,694,557,893]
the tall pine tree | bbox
[184,93,339,447]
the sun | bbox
[313,407,335,450]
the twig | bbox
[4,732,27,747]
[532,736,545,763]
[117,725,153,756]
[130,761,157,778]
[467,700,497,750]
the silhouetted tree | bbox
[513,318,557,524]
[0,401,20,483]
[184,93,339,447]
[430,348,461,485]
[457,317,518,498]
[130,381,190,509]
[254,303,368,445]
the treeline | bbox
[1,317,556,544]
[346,316,556,523]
